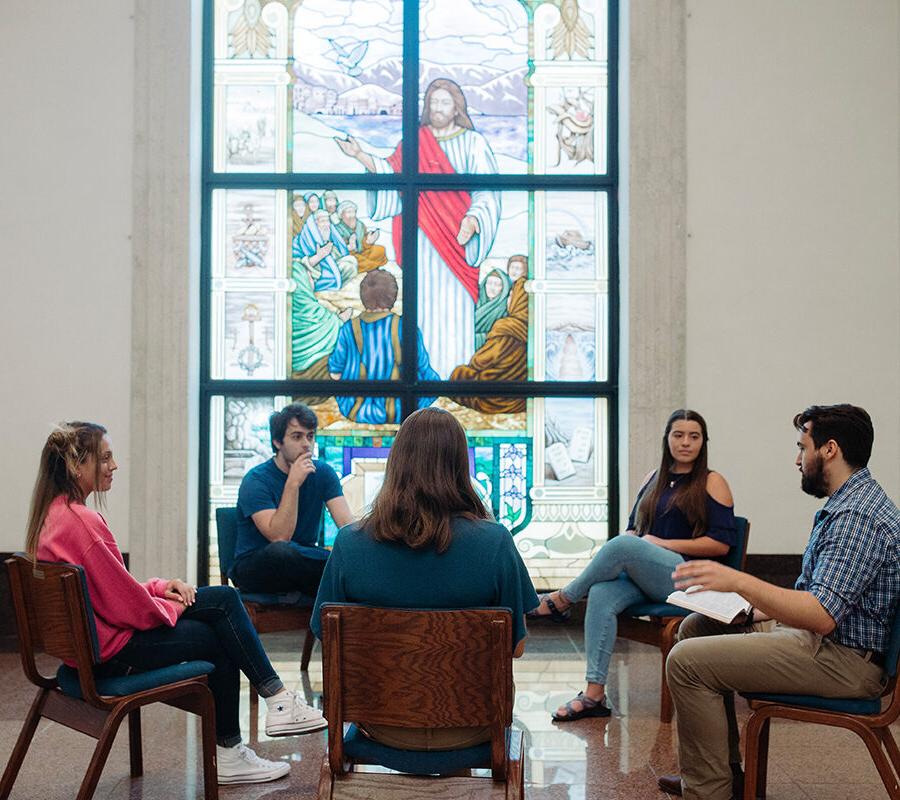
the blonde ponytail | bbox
[24,422,107,559]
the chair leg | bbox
[128,709,143,777]
[249,686,260,742]
[855,725,900,799]
[742,711,770,800]
[198,689,219,800]
[659,618,682,724]
[659,668,674,724]
[882,726,900,774]
[755,717,770,798]
[317,752,334,800]
[506,729,525,800]
[76,713,125,800]
[301,628,315,671]
[0,689,46,800]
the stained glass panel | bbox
[223,292,278,379]
[409,190,608,382]
[222,85,278,172]
[211,189,289,380]
[435,395,608,590]
[289,187,402,384]
[220,190,278,276]
[206,0,616,588]
[414,1,608,176]
[213,0,610,176]
[292,0,403,173]
[418,0,528,174]
[207,392,608,587]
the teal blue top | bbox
[311,517,539,647]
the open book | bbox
[666,586,752,624]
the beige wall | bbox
[0,1,136,551]
[685,0,900,552]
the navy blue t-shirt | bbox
[311,517,540,647]
[234,458,343,565]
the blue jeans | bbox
[563,535,685,684]
[97,585,283,746]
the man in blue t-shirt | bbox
[232,403,354,596]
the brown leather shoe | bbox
[657,774,682,795]
[657,765,744,798]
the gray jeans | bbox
[667,614,886,800]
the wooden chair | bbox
[215,507,316,732]
[617,516,751,722]
[317,604,525,800]
[1,555,217,800]
[741,605,900,799]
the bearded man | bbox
[335,78,501,379]
[334,200,387,273]
[658,404,899,800]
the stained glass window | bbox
[203,0,618,589]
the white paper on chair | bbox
[666,586,752,624]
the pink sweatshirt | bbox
[37,495,184,662]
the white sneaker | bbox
[265,691,328,736]
[216,743,290,785]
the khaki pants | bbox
[667,614,886,800]
[359,723,491,751]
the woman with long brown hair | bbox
[311,406,539,749]
[531,409,737,721]
[26,422,326,785]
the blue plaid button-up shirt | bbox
[795,467,900,654]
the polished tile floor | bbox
[0,625,896,799]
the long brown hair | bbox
[635,409,710,537]
[420,78,475,131]
[362,407,488,553]
[25,422,107,559]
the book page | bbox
[666,587,751,623]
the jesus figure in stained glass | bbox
[335,79,501,379]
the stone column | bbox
[130,0,201,580]
[623,0,688,502]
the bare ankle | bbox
[585,684,605,701]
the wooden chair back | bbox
[320,605,513,778]
[7,554,105,706]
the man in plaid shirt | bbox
[658,404,899,800]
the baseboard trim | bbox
[745,554,802,589]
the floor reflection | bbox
[0,625,897,799]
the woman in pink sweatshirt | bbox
[25,421,325,786]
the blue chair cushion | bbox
[342,723,495,775]
[239,590,315,607]
[57,660,214,699]
[623,601,691,619]
[741,692,881,715]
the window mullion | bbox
[399,0,421,418]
